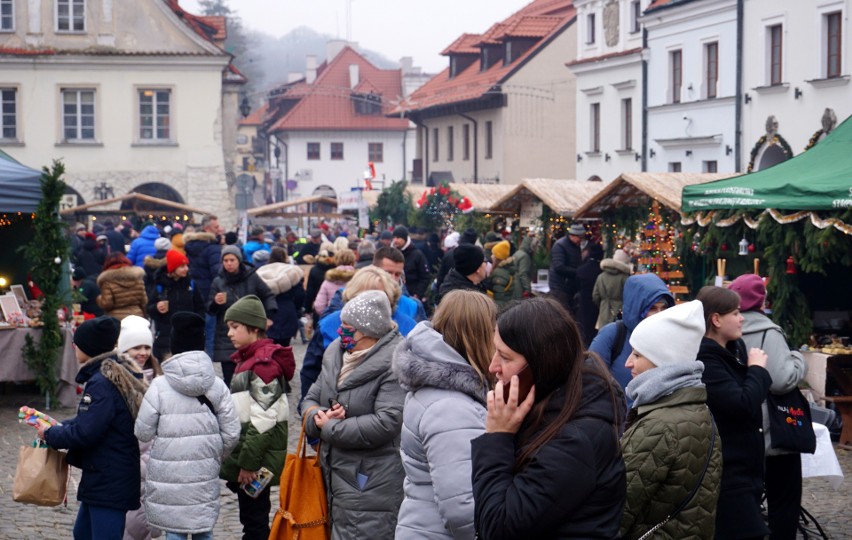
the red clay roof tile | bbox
[396,0,575,115]
[441,34,483,56]
[267,47,409,132]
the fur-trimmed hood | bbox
[182,231,217,245]
[600,257,632,275]
[143,255,167,271]
[303,253,335,266]
[496,256,515,269]
[78,350,148,419]
[256,262,305,295]
[97,264,145,287]
[324,265,356,283]
[393,322,488,404]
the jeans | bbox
[205,313,216,357]
[73,502,127,540]
[165,532,213,540]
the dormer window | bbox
[449,55,476,78]
[481,45,501,71]
[352,91,382,115]
[503,38,536,65]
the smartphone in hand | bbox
[501,364,534,404]
[328,398,340,409]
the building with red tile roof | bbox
[393,0,579,186]
[260,43,419,201]
[0,0,245,223]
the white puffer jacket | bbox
[134,351,241,534]
[392,322,488,540]
[256,261,304,295]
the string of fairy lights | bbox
[0,213,36,227]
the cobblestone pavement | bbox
[1,339,850,538]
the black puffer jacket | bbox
[698,337,771,539]
[147,268,205,353]
[208,265,276,362]
[400,243,431,298]
[436,268,485,305]
[471,368,626,539]
[183,232,221,302]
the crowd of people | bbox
[45,216,811,539]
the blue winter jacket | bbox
[127,226,162,267]
[589,274,674,396]
[45,353,144,511]
[243,240,271,263]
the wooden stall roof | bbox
[247,196,339,217]
[59,192,211,216]
[490,178,606,216]
[361,183,515,212]
[573,172,735,218]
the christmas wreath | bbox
[415,183,474,229]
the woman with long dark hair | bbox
[471,297,626,539]
[696,286,771,540]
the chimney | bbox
[327,39,348,60]
[349,64,360,89]
[399,57,413,74]
[306,55,317,84]
[288,72,302,83]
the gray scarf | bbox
[626,362,705,409]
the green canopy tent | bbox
[682,115,852,211]
[679,116,852,347]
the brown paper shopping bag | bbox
[13,444,69,506]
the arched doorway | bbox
[120,182,186,216]
[312,185,337,199]
[757,145,789,171]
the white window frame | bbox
[702,40,719,99]
[590,102,600,153]
[56,0,85,33]
[630,0,642,34]
[762,17,785,86]
[817,2,845,79]
[0,0,14,32]
[137,88,173,143]
[621,98,632,151]
[368,142,383,163]
[667,47,683,104]
[60,87,96,143]
[586,13,596,45]
[0,87,18,141]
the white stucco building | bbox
[741,0,852,172]
[263,44,416,201]
[643,0,738,174]
[395,0,577,186]
[569,0,649,182]
[0,0,241,222]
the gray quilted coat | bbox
[303,330,405,540]
[392,322,488,540]
[135,350,241,534]
[619,387,722,540]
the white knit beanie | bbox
[629,300,705,366]
[118,315,153,353]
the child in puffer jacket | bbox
[135,312,240,540]
[219,295,295,540]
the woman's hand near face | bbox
[485,376,536,434]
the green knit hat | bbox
[224,295,267,329]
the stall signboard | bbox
[338,190,363,211]
[520,200,543,228]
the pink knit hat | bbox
[729,274,766,312]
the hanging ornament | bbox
[54,256,62,264]
[721,242,729,252]
[785,256,797,275]
[738,237,749,256]
[748,243,756,253]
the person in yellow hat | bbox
[486,240,517,308]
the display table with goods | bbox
[802,422,844,490]
[0,324,78,407]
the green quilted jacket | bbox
[619,387,722,540]
[220,369,289,486]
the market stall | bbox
[681,117,852,441]
[60,192,212,225]
[0,326,79,407]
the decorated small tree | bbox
[21,160,69,408]
[412,183,473,231]
[636,200,688,300]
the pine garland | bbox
[20,161,69,407]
